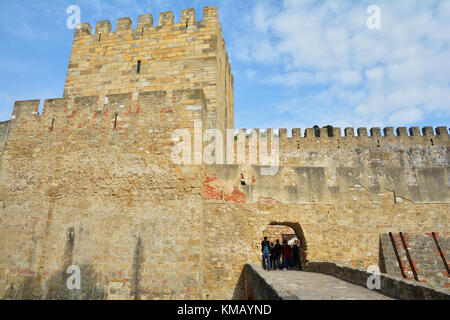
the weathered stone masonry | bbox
[0,6,448,300]
[0,89,207,300]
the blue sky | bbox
[0,0,449,131]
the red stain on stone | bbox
[203,175,224,201]
[410,260,421,273]
[203,175,246,203]
[225,187,246,203]
[204,175,217,184]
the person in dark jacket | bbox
[269,242,275,270]
[273,239,282,270]
[261,237,271,270]
[281,240,292,270]
[291,240,300,269]
[240,173,246,186]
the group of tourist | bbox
[261,237,302,271]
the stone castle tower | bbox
[0,6,448,300]
[64,7,233,134]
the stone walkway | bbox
[253,265,393,300]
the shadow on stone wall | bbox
[2,264,107,300]
[131,236,142,300]
[3,225,109,300]
[232,267,246,300]
[379,237,388,273]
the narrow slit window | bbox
[114,114,118,129]
[68,228,75,242]
[141,28,144,36]
[50,118,55,132]
[98,33,102,42]
[137,60,141,74]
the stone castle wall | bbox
[0,89,208,299]
[207,128,449,204]
[380,233,449,289]
[201,195,448,299]
[200,128,449,298]
[0,6,448,300]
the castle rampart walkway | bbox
[244,264,392,300]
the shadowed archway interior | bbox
[269,222,308,270]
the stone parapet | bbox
[306,262,450,300]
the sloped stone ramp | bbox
[244,264,391,300]
[244,263,450,300]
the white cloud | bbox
[388,108,423,125]
[228,0,450,128]
[365,66,384,82]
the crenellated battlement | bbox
[234,126,449,140]
[75,7,218,38]
[7,94,449,148]
[7,90,206,135]
[230,126,449,165]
